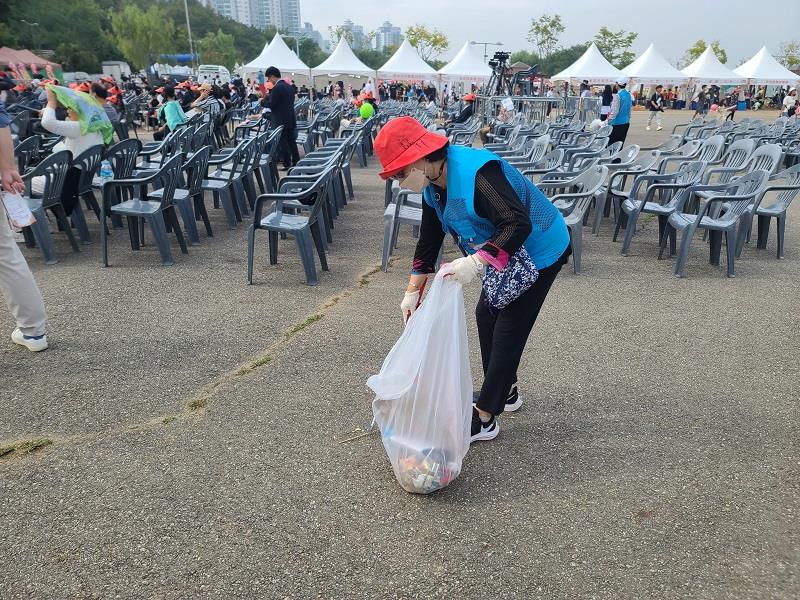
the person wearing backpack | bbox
[374,117,571,444]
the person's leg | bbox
[0,214,48,337]
[476,254,565,416]
[60,167,82,215]
[279,126,292,169]
[647,111,655,128]
[289,127,300,166]
[656,111,663,129]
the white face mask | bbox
[399,168,428,193]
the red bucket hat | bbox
[462,93,476,102]
[374,117,448,180]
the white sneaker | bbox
[657,126,663,131]
[11,328,49,352]
[646,126,651,131]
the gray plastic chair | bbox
[750,165,800,258]
[202,138,252,229]
[247,164,336,286]
[148,146,212,245]
[659,135,724,174]
[701,138,755,185]
[505,134,550,166]
[518,148,564,180]
[382,186,424,272]
[594,148,658,234]
[615,160,707,256]
[101,154,187,267]
[20,150,76,265]
[660,170,769,278]
[14,135,39,173]
[640,134,682,154]
[70,145,104,243]
[538,165,608,274]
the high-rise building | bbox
[375,21,402,53]
[299,22,325,50]
[209,0,300,34]
[341,19,367,50]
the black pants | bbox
[475,248,569,416]
[280,126,300,168]
[60,166,82,216]
[608,123,630,147]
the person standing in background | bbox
[608,77,632,146]
[266,66,299,171]
[647,85,665,131]
[0,98,49,351]
[599,85,613,121]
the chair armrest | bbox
[253,189,317,223]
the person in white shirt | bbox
[36,87,103,213]
[783,88,797,118]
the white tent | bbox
[734,46,800,85]
[311,38,374,76]
[242,33,310,76]
[551,43,625,84]
[438,42,493,82]
[622,44,688,85]
[377,40,437,80]
[681,47,744,84]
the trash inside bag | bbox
[367,273,472,494]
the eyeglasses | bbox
[390,167,410,182]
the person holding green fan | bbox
[38,85,113,215]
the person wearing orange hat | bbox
[444,93,476,131]
[374,116,570,444]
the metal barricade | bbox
[564,96,601,124]
[475,96,564,126]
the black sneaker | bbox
[471,407,499,443]
[472,385,523,413]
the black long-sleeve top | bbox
[412,161,532,275]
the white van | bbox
[197,65,231,85]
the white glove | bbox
[401,290,420,324]
[440,254,485,285]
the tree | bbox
[354,48,387,70]
[382,44,399,57]
[510,50,539,67]
[328,25,354,46]
[593,27,638,69]
[527,14,564,62]
[778,41,800,69]
[298,37,328,69]
[198,29,238,68]
[111,4,175,70]
[404,24,449,62]
[547,43,589,76]
[681,39,727,67]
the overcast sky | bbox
[301,0,799,66]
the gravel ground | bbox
[0,109,798,599]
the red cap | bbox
[462,93,476,102]
[77,82,91,93]
[155,87,165,93]
[14,84,26,91]
[374,116,448,180]
[101,75,115,84]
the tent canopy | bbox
[0,47,60,68]
[551,43,624,84]
[377,40,437,80]
[438,42,493,81]
[242,33,309,75]
[312,38,374,76]
[734,46,800,85]
[622,44,688,85]
[681,47,744,84]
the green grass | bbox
[187,397,208,411]
[0,437,53,459]
[161,416,177,425]
[285,314,323,338]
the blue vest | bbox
[422,146,569,270]
[611,88,632,126]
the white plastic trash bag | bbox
[367,273,472,494]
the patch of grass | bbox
[187,397,208,411]
[235,354,272,376]
[642,214,655,228]
[161,416,177,425]
[235,365,254,376]
[358,265,383,288]
[285,314,323,338]
[0,437,53,459]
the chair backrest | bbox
[568,166,609,218]
[721,138,755,168]
[717,170,769,220]
[632,150,661,172]
[265,125,284,162]
[615,144,641,166]
[72,145,104,195]
[697,135,725,163]
[183,146,212,196]
[105,139,142,178]
[152,154,184,209]
[747,143,783,174]
[765,164,800,210]
[528,134,550,164]
[25,150,72,208]
[14,134,39,173]
[675,160,707,186]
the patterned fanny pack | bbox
[481,246,539,311]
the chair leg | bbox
[194,194,213,237]
[592,192,606,235]
[243,172,257,210]
[777,215,786,259]
[708,230,722,266]
[620,209,640,256]
[268,231,278,264]
[70,202,92,244]
[177,198,201,245]
[83,191,101,221]
[52,205,80,253]
[725,228,736,277]
[166,207,188,254]
[757,215,770,249]
[246,225,256,284]
[218,188,239,229]
[310,222,328,271]
[146,214,174,266]
[569,223,582,274]
[296,231,318,286]
[381,215,394,272]
[674,224,698,278]
[344,165,354,199]
[254,167,266,194]
[29,208,57,265]
[232,180,249,218]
